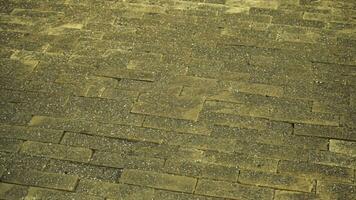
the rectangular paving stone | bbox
[238,170,314,192]
[0,103,32,125]
[0,58,36,79]
[143,115,212,135]
[211,125,328,150]
[195,179,274,200]
[0,182,28,200]
[317,181,356,200]
[0,152,50,173]
[222,81,284,97]
[164,159,239,181]
[306,150,356,169]
[132,92,205,121]
[278,160,354,183]
[94,67,157,82]
[199,112,271,130]
[26,187,104,200]
[187,68,251,82]
[0,124,63,143]
[76,179,155,199]
[120,169,197,193]
[329,139,356,156]
[274,190,321,200]
[100,88,139,101]
[294,123,356,141]
[90,151,164,171]
[45,159,121,182]
[60,131,138,152]
[312,101,350,114]
[21,141,92,162]
[167,75,218,88]
[204,99,340,127]
[225,139,315,162]
[202,151,278,172]
[0,138,23,152]
[153,190,227,200]
[165,133,238,153]
[2,170,78,191]
[63,95,144,125]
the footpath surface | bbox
[0,0,355,199]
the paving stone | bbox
[64,96,144,124]
[317,181,356,200]
[165,133,238,153]
[0,103,33,125]
[0,138,23,152]
[143,115,212,135]
[21,141,93,162]
[274,190,321,200]
[132,92,205,121]
[220,81,284,97]
[211,125,328,150]
[0,182,28,200]
[294,123,356,141]
[202,151,278,172]
[25,187,104,200]
[45,159,121,182]
[329,139,356,156]
[204,99,340,126]
[60,131,141,152]
[100,88,139,101]
[76,179,155,200]
[238,169,314,192]
[153,190,227,200]
[0,124,63,143]
[308,150,356,169]
[0,58,37,79]
[0,152,50,174]
[95,67,157,82]
[90,151,164,171]
[195,179,274,200]
[278,160,354,183]
[120,169,197,193]
[1,169,78,191]
[199,112,271,130]
[164,159,239,181]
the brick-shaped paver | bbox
[0,183,28,200]
[120,169,197,193]
[76,179,155,199]
[195,179,274,200]
[21,141,92,162]
[1,170,78,191]
[317,181,356,200]
[329,139,356,156]
[278,160,354,183]
[132,92,205,121]
[26,187,104,200]
[238,169,314,192]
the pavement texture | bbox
[0,0,356,199]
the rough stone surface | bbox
[0,0,355,199]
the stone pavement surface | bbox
[0,0,355,199]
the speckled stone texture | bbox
[0,0,355,199]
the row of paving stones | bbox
[1,150,355,199]
[1,0,356,199]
